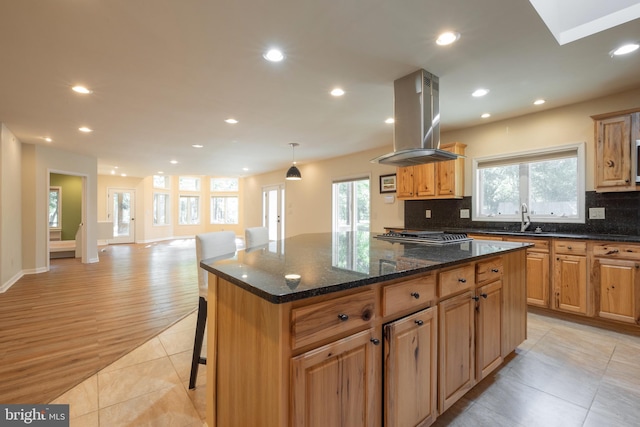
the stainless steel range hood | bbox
[372,69,459,166]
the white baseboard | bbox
[0,270,27,293]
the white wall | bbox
[1,124,23,290]
[21,144,98,271]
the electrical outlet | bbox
[460,209,470,219]
[425,210,431,219]
[589,207,605,220]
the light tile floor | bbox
[51,312,640,427]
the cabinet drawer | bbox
[439,264,475,298]
[553,240,587,255]
[476,257,503,285]
[382,274,436,317]
[504,237,550,252]
[592,243,640,261]
[291,290,375,349]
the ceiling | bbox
[1,0,639,178]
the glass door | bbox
[108,188,135,244]
[262,184,284,242]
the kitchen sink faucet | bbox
[520,203,531,232]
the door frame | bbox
[107,187,136,244]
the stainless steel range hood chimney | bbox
[372,69,459,167]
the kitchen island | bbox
[201,232,529,427]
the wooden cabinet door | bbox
[596,258,640,324]
[526,251,549,307]
[396,166,415,199]
[438,291,475,413]
[291,328,381,427]
[384,306,437,427]
[553,254,588,315]
[414,163,435,197]
[476,281,503,381]
[435,159,455,197]
[595,115,633,191]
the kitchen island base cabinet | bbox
[291,328,381,427]
[438,291,475,414]
[204,240,528,427]
[384,307,438,427]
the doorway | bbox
[262,184,284,241]
[107,188,135,244]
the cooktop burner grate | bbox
[375,230,472,245]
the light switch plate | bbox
[589,207,605,219]
[425,209,431,218]
[460,209,470,219]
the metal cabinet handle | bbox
[491,268,499,273]
[337,313,349,321]
[414,319,424,326]
[410,292,420,299]
[370,338,380,345]
[567,246,572,250]
[481,293,488,299]
[458,278,467,283]
[472,295,480,301]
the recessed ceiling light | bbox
[385,118,395,124]
[78,127,93,133]
[611,43,639,56]
[170,160,178,164]
[263,48,285,62]
[110,170,115,175]
[157,171,164,174]
[43,137,53,142]
[72,85,92,94]
[330,88,345,97]
[436,31,460,46]
[242,167,249,171]
[121,173,127,177]
[225,118,238,124]
[192,144,204,148]
[472,89,489,97]
[534,99,546,105]
[481,113,491,118]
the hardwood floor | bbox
[0,239,199,404]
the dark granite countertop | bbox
[200,231,530,304]
[385,226,640,243]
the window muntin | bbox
[49,187,61,229]
[211,177,239,192]
[153,175,169,189]
[153,193,170,225]
[179,195,200,225]
[210,196,239,224]
[473,143,585,223]
[179,176,200,192]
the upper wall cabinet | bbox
[396,142,466,200]
[592,110,640,192]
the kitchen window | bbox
[210,196,238,224]
[472,143,585,223]
[153,193,170,225]
[179,176,200,192]
[179,195,200,225]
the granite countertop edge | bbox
[201,243,529,304]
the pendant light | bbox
[286,143,302,180]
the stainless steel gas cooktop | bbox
[375,230,472,245]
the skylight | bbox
[529,0,640,45]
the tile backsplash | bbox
[404,191,640,236]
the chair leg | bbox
[189,296,207,389]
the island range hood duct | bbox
[372,69,459,167]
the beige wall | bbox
[245,147,402,237]
[444,87,640,195]
[1,124,23,289]
[97,174,246,243]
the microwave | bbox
[637,140,640,183]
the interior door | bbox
[262,185,284,241]
[107,188,135,244]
